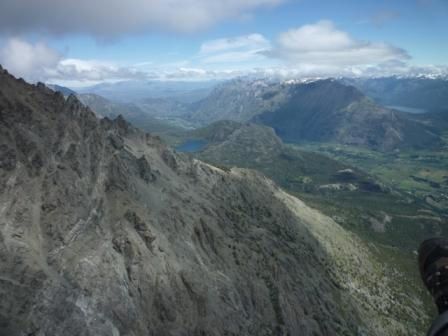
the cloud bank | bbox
[0,38,62,82]
[1,22,445,85]
[0,0,282,37]
[0,39,147,85]
[265,20,411,75]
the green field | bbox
[295,143,448,212]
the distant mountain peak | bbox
[187,77,442,150]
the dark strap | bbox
[428,311,448,336]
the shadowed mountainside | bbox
[187,79,442,151]
[253,80,441,150]
[343,77,448,112]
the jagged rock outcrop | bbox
[0,68,429,335]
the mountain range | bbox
[186,78,443,151]
[52,76,448,152]
[0,65,430,335]
[180,120,447,247]
[76,80,218,104]
[344,77,448,113]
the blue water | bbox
[176,139,208,153]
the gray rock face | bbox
[0,69,428,335]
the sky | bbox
[0,0,447,86]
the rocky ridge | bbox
[0,66,429,335]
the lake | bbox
[176,139,208,153]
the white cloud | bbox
[1,33,444,86]
[198,34,271,64]
[53,59,147,82]
[200,34,270,54]
[0,38,148,85]
[0,38,62,81]
[362,60,448,78]
[265,20,410,74]
[277,21,355,53]
[0,0,283,37]
[164,67,243,80]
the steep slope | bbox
[199,124,285,169]
[253,80,441,150]
[188,78,290,124]
[77,93,188,143]
[189,120,243,143]
[78,93,192,120]
[402,109,448,136]
[78,93,147,119]
[194,121,381,191]
[136,97,191,117]
[190,120,447,252]
[0,66,430,335]
[344,77,448,112]
[47,84,77,96]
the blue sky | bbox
[0,0,446,86]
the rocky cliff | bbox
[0,66,428,335]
